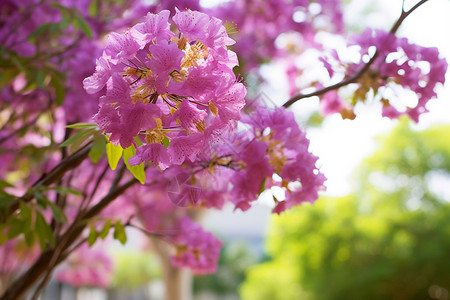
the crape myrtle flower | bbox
[170,216,222,274]
[85,9,245,167]
[320,29,447,121]
[231,107,326,214]
[352,29,447,121]
[161,106,326,214]
[130,181,224,274]
[211,0,344,71]
[56,243,114,288]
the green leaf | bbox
[51,75,66,106]
[47,200,68,223]
[19,202,32,231]
[35,211,55,249]
[74,16,93,39]
[0,231,6,246]
[88,1,98,17]
[27,23,57,39]
[0,189,15,207]
[24,230,35,247]
[89,135,106,163]
[99,219,111,239]
[258,177,267,196]
[0,180,14,189]
[60,128,96,151]
[106,142,123,170]
[134,136,143,147]
[45,186,82,196]
[113,221,127,245]
[35,70,46,89]
[66,123,98,129]
[11,55,26,73]
[34,190,48,209]
[7,218,25,240]
[0,196,14,207]
[123,144,146,184]
[87,226,97,246]
[162,137,170,149]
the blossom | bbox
[56,244,114,288]
[350,29,448,121]
[130,10,173,46]
[171,217,222,274]
[86,9,246,166]
[320,90,345,115]
[83,57,113,94]
[229,107,326,213]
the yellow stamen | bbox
[145,118,166,144]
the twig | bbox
[0,108,48,145]
[127,223,172,239]
[282,0,430,108]
[0,178,138,300]
[81,162,109,210]
[3,142,93,221]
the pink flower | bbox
[168,133,205,165]
[131,10,173,46]
[56,244,114,288]
[172,8,210,41]
[233,107,326,213]
[83,57,112,94]
[101,73,132,105]
[173,100,207,133]
[86,9,246,166]
[320,90,345,115]
[170,217,222,274]
[213,82,246,122]
[348,29,447,121]
[104,31,141,63]
[129,143,171,169]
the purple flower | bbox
[171,217,222,274]
[172,8,210,41]
[168,133,204,165]
[86,9,245,166]
[347,29,447,121]
[104,31,141,63]
[83,57,112,94]
[173,100,207,133]
[131,10,173,46]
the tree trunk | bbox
[152,238,192,300]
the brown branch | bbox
[0,178,138,300]
[2,142,93,222]
[282,0,430,108]
[127,223,171,239]
[0,99,53,145]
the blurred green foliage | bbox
[110,249,161,290]
[240,119,450,300]
[194,242,259,298]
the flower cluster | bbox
[153,106,326,214]
[170,217,222,274]
[319,29,448,121]
[56,244,114,288]
[231,107,326,214]
[353,29,447,121]
[85,9,246,167]
[131,182,223,274]
[212,0,344,70]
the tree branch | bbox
[282,0,429,108]
[3,142,93,221]
[0,178,138,300]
